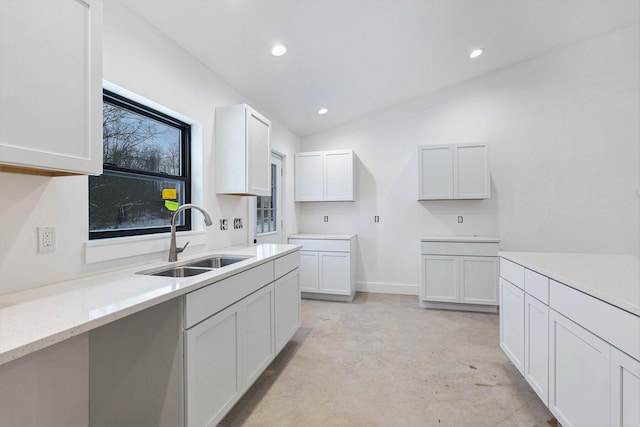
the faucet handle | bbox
[177,241,190,254]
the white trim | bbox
[85,231,207,264]
[356,281,418,296]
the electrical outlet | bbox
[458,216,463,223]
[220,219,228,231]
[323,216,328,223]
[233,218,243,229]
[38,226,56,253]
[374,216,380,223]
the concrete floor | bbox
[220,293,555,427]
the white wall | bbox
[0,1,301,295]
[300,25,639,293]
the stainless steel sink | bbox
[150,266,212,278]
[186,256,252,269]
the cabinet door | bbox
[242,283,275,389]
[275,269,301,353]
[299,251,319,292]
[610,348,640,427]
[0,0,102,175]
[295,152,324,201]
[524,294,549,406]
[422,255,458,302]
[324,150,354,201]
[500,278,525,374]
[185,304,241,427]
[459,256,498,305]
[246,107,271,196]
[453,144,489,199]
[418,145,453,200]
[319,252,351,295]
[549,310,610,427]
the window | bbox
[256,163,277,234]
[89,90,191,239]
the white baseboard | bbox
[356,281,418,296]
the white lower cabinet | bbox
[419,237,500,312]
[241,283,275,390]
[288,235,356,301]
[549,310,611,427]
[499,277,525,374]
[186,302,242,427]
[610,348,640,427]
[275,269,301,353]
[524,294,549,405]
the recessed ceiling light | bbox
[317,107,329,115]
[470,48,484,59]
[270,42,288,57]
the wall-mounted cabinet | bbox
[215,104,271,196]
[294,149,355,201]
[418,143,490,200]
[0,0,103,175]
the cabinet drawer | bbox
[500,258,525,290]
[421,241,498,257]
[185,262,274,328]
[288,238,350,252]
[525,269,549,304]
[274,251,299,279]
[550,280,640,360]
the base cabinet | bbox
[549,310,611,427]
[288,235,356,301]
[420,237,500,312]
[611,348,640,427]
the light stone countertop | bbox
[421,235,501,243]
[499,251,640,316]
[289,233,357,240]
[0,243,300,366]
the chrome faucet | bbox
[168,204,213,262]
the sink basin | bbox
[186,256,252,269]
[150,266,212,278]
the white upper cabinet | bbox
[0,0,103,175]
[215,104,271,196]
[295,149,355,201]
[418,143,490,200]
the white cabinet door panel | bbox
[242,284,275,389]
[525,294,549,406]
[246,109,271,196]
[319,252,350,295]
[549,310,610,427]
[185,304,240,427]
[460,256,498,305]
[324,151,354,201]
[422,255,458,302]
[611,348,640,427]
[294,153,323,201]
[0,0,102,174]
[275,269,301,353]
[500,278,525,374]
[299,251,319,292]
[454,144,489,199]
[418,145,453,199]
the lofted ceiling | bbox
[121,0,639,137]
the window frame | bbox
[89,89,192,240]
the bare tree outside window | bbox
[89,90,191,239]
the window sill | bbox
[85,231,207,264]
